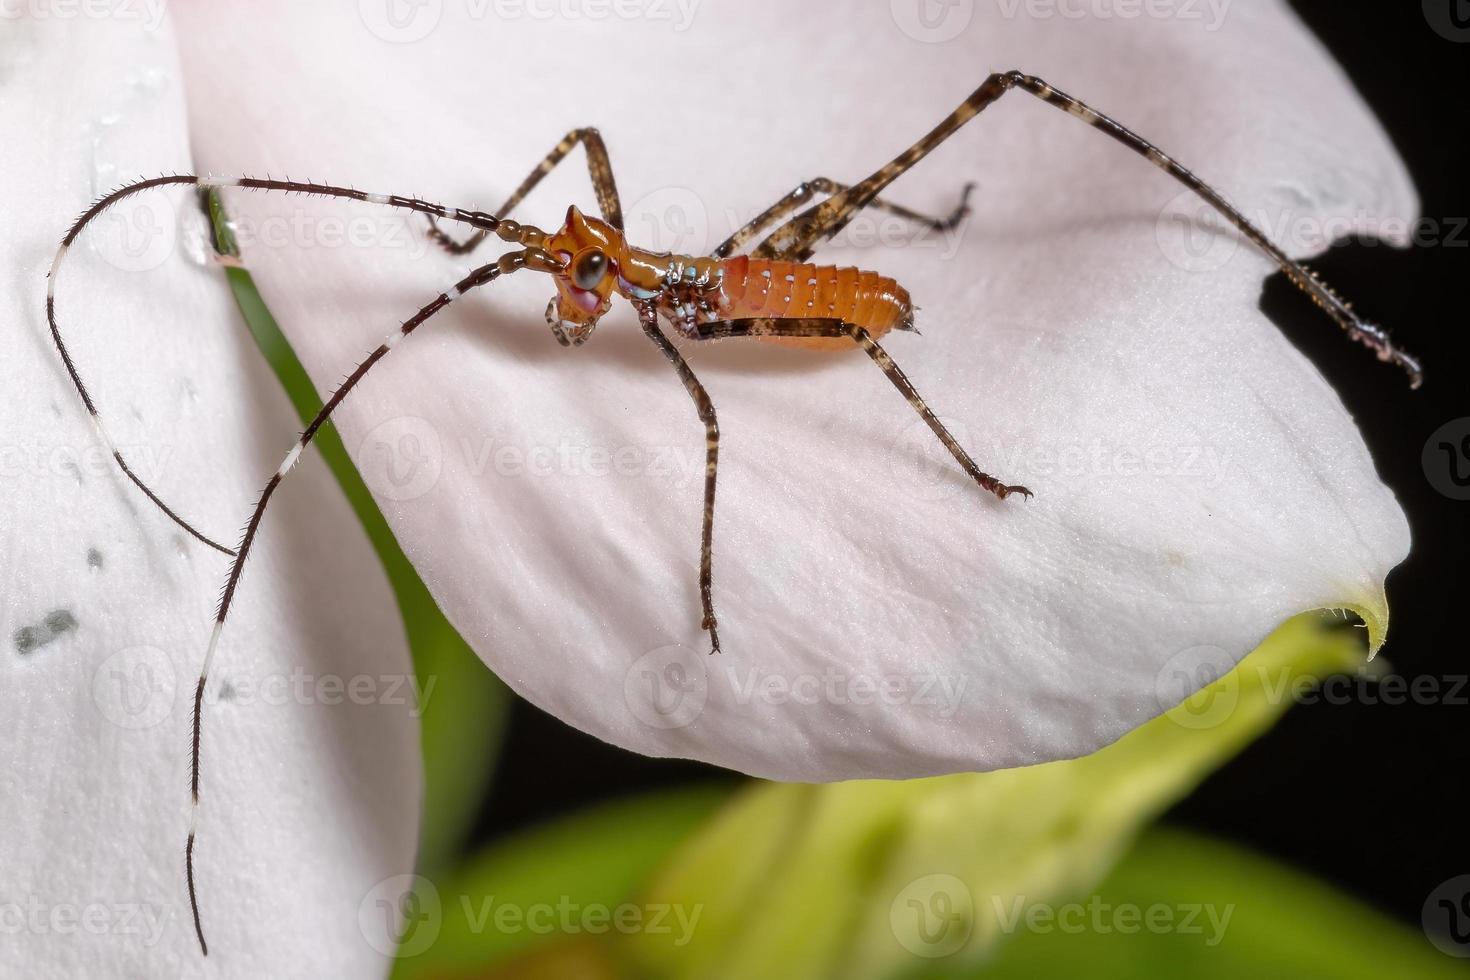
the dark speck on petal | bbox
[15,610,79,656]
[14,627,42,655]
[44,610,78,635]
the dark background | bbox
[468,1,1469,930]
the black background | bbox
[469,1,1468,931]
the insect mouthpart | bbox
[545,297,598,347]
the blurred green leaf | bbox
[623,614,1377,980]
[207,190,507,873]
[906,826,1466,980]
[390,785,729,980]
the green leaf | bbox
[389,786,729,980]
[622,614,1378,980]
[206,190,507,873]
[917,826,1466,980]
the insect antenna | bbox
[46,174,509,556]
[184,248,553,957]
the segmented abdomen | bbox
[717,256,913,350]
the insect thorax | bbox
[644,251,727,336]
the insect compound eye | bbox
[571,248,609,291]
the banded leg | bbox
[427,127,624,254]
[639,306,722,654]
[712,177,975,258]
[694,318,1030,501]
[48,175,505,556]
[753,71,1420,386]
[185,251,535,958]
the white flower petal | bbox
[0,16,420,976]
[169,0,1410,781]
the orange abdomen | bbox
[717,256,912,350]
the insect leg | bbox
[712,178,974,258]
[693,318,1029,501]
[48,175,504,556]
[185,251,529,957]
[753,72,1419,385]
[427,127,624,254]
[639,306,722,654]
